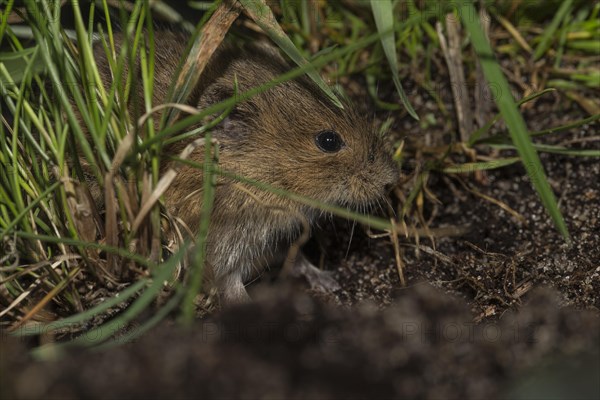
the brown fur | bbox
[92,32,399,303]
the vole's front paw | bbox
[291,253,341,293]
[219,273,251,306]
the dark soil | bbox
[328,118,600,320]
[2,285,599,399]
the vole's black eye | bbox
[315,130,344,153]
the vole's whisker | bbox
[345,219,357,259]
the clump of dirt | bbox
[2,285,598,399]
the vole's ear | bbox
[199,82,256,141]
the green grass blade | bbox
[239,0,344,109]
[68,246,185,346]
[459,1,569,240]
[370,0,418,120]
[441,157,521,173]
[93,288,185,350]
[167,157,393,232]
[0,47,45,84]
[530,113,600,137]
[566,40,600,53]
[491,143,600,157]
[30,247,187,358]
[533,0,573,60]
[0,181,61,238]
[12,279,147,336]
[11,231,158,268]
[180,133,217,324]
[0,0,15,44]
[468,88,556,146]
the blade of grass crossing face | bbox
[370,0,419,120]
[169,157,393,232]
[459,1,569,240]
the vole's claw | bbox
[306,268,342,293]
[292,253,341,293]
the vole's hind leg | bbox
[290,252,341,293]
[218,273,251,305]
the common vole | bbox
[93,32,398,303]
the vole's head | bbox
[201,43,399,213]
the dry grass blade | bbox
[456,178,527,224]
[103,129,136,277]
[166,0,241,125]
[131,103,203,235]
[369,0,418,120]
[390,223,471,239]
[437,16,472,142]
[132,137,211,235]
[475,5,493,128]
[64,178,99,243]
[494,14,532,53]
[9,267,81,331]
[390,219,406,286]
[565,91,600,115]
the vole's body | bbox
[94,32,398,303]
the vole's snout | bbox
[367,134,399,188]
[343,148,398,210]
